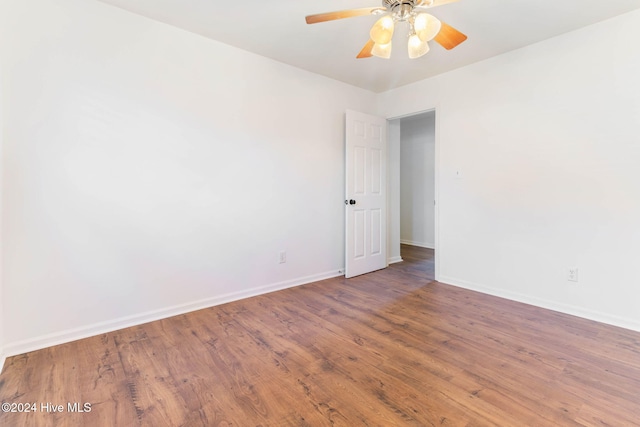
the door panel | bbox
[354,147,366,194]
[371,148,382,194]
[354,210,366,259]
[345,110,387,278]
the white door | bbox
[345,110,387,278]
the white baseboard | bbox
[400,240,434,249]
[388,256,403,264]
[4,269,343,358]
[439,275,640,333]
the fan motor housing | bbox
[383,0,419,8]
[383,0,420,20]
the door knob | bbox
[349,199,356,205]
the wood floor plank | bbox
[2,245,640,426]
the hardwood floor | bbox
[2,245,640,426]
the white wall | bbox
[0,52,4,371]
[1,0,377,354]
[400,112,436,249]
[379,9,640,331]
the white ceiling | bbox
[97,0,640,93]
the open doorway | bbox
[388,110,436,278]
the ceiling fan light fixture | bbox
[370,15,395,44]
[372,41,393,59]
[408,34,430,59]
[414,13,441,42]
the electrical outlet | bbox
[279,251,287,264]
[568,267,579,282]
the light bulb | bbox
[370,15,395,45]
[408,34,430,59]
[414,13,441,42]
[372,41,392,59]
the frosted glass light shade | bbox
[408,34,430,59]
[370,15,395,44]
[414,13,441,42]
[372,41,392,59]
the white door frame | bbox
[386,107,440,281]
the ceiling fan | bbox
[305,0,467,59]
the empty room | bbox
[1,0,640,425]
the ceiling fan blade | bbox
[433,21,467,50]
[356,39,375,59]
[305,7,383,24]
[416,0,460,9]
